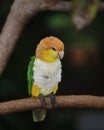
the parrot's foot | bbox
[39,94,46,108]
[49,93,57,108]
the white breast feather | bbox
[33,58,62,95]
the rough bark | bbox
[0,95,104,115]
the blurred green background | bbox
[0,0,104,130]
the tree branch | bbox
[0,95,104,115]
[48,1,72,12]
[0,0,61,75]
[48,1,104,12]
[0,0,104,75]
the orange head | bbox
[36,36,64,63]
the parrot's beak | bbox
[59,51,64,59]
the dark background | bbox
[0,0,104,130]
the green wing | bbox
[27,56,35,96]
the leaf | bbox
[72,0,99,29]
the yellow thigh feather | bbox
[32,84,58,97]
[32,85,41,97]
[53,84,58,94]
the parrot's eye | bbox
[51,47,57,51]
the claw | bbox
[39,94,46,108]
[49,93,57,108]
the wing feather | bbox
[27,56,35,96]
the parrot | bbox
[27,36,64,122]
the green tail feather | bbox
[32,109,46,122]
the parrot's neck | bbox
[35,58,60,65]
